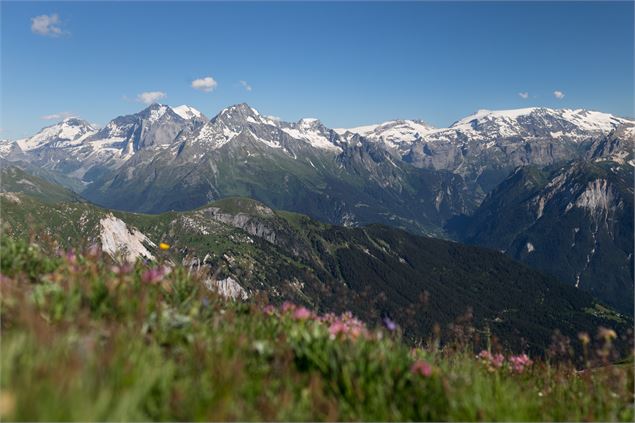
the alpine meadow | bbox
[0,1,633,422]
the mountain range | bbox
[1,102,633,314]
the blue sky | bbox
[1,1,633,138]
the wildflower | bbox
[478,350,492,361]
[478,350,504,370]
[597,327,617,342]
[578,332,591,346]
[141,266,166,284]
[281,301,297,313]
[65,249,77,264]
[411,360,433,377]
[87,243,101,258]
[509,354,533,373]
[293,306,312,320]
[262,304,276,315]
[382,316,397,332]
[318,312,338,324]
[491,353,505,369]
[0,391,15,419]
[328,321,347,339]
[159,242,170,250]
[111,263,133,276]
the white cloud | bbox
[31,14,66,37]
[239,80,252,92]
[518,92,529,100]
[553,90,565,100]
[191,76,218,92]
[266,115,281,122]
[41,112,74,120]
[136,91,167,104]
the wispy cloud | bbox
[239,80,252,92]
[266,115,281,122]
[553,90,565,100]
[191,76,218,92]
[518,92,529,100]
[136,91,167,104]
[31,14,67,37]
[41,112,74,120]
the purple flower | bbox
[65,249,77,264]
[382,316,397,331]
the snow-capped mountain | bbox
[172,105,205,121]
[179,103,342,153]
[3,104,208,182]
[336,119,435,151]
[4,102,632,216]
[17,118,98,152]
[387,108,634,192]
[442,107,629,140]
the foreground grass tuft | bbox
[0,237,633,421]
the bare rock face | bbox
[450,160,633,313]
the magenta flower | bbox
[411,360,433,377]
[262,304,276,315]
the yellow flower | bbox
[159,242,170,250]
[0,391,15,419]
[578,332,590,345]
[598,327,617,341]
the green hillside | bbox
[1,166,630,354]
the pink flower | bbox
[478,350,505,370]
[293,307,312,320]
[112,263,133,276]
[262,304,276,315]
[141,266,166,284]
[411,360,433,377]
[328,321,347,338]
[281,301,297,313]
[478,350,492,361]
[318,313,338,324]
[509,354,533,373]
[491,353,505,368]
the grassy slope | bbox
[1,168,631,354]
[0,238,633,421]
